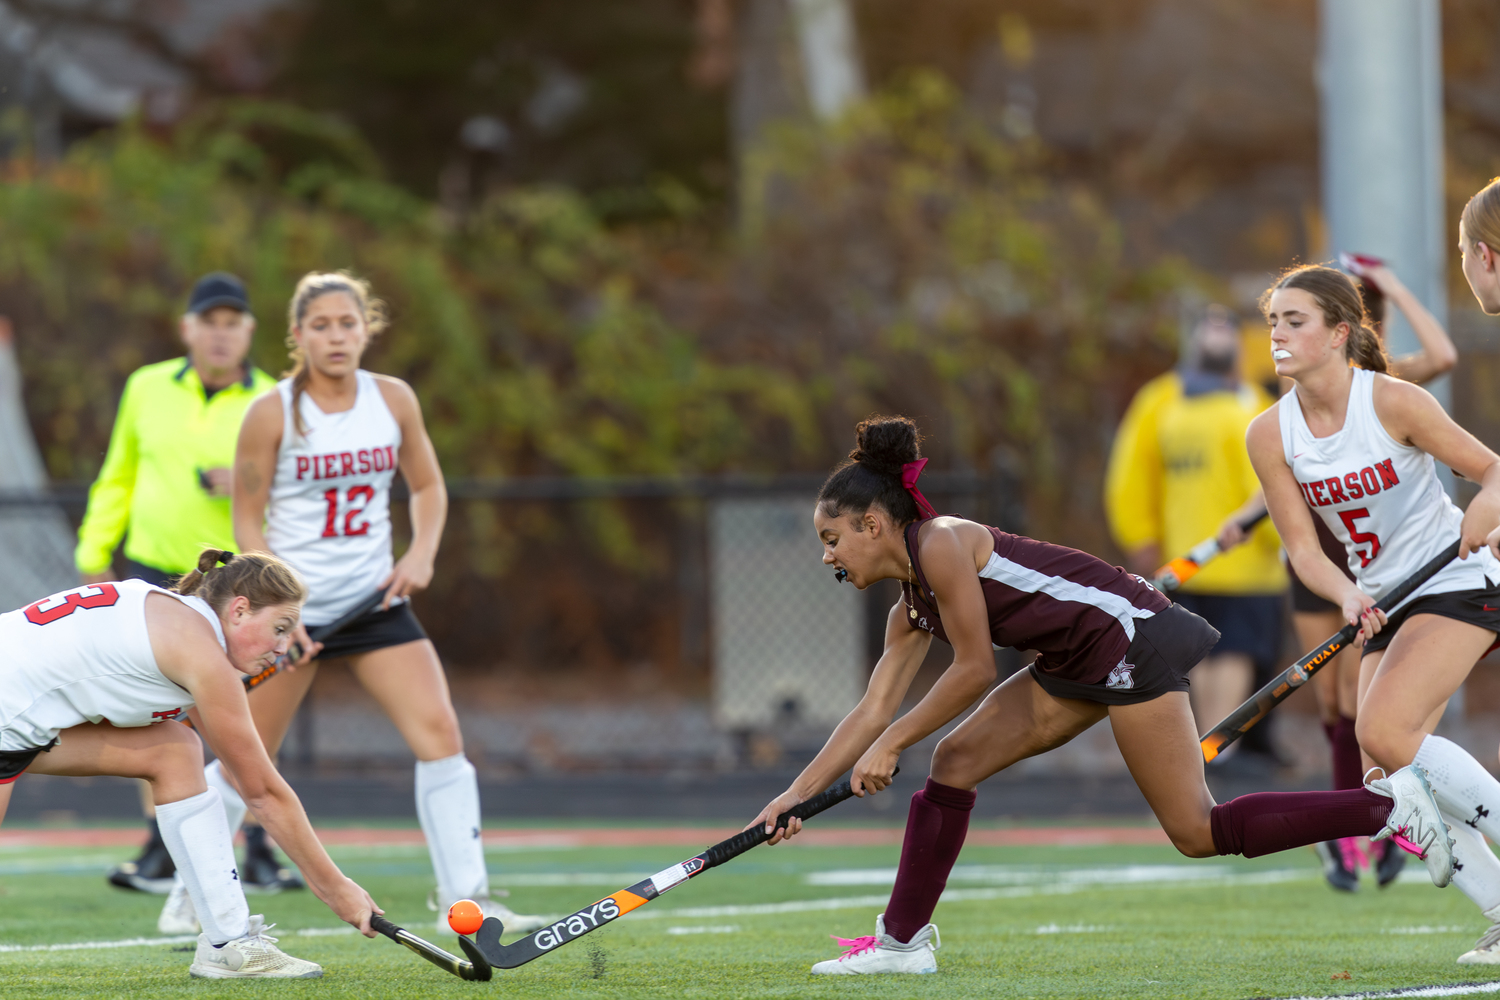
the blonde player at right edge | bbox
[159,271,542,936]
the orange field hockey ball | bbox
[448,898,484,936]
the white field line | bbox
[633,867,1314,920]
[806,863,1242,887]
[0,935,197,953]
[667,925,741,935]
[1263,982,1500,1000]
[0,925,360,955]
[0,866,1324,956]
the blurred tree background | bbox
[2,0,1498,675]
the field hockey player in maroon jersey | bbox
[749,415,1455,976]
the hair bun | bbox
[850,415,921,475]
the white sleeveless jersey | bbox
[1278,366,1498,607]
[266,371,402,626]
[0,579,223,751]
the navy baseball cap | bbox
[187,272,250,314]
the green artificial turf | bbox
[0,829,1494,999]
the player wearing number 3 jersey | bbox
[182,271,541,938]
[0,552,383,977]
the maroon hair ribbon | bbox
[901,458,939,520]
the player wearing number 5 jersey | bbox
[1249,264,1500,964]
[0,552,382,978]
[154,271,542,938]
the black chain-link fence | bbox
[0,468,1022,771]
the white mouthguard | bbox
[1272,349,1292,360]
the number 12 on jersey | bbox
[322,485,375,538]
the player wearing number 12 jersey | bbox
[151,271,543,938]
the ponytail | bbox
[174,548,306,617]
[818,415,925,527]
[1261,264,1388,374]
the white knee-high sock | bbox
[204,759,249,835]
[415,754,488,906]
[1413,736,1500,841]
[156,789,250,945]
[1445,810,1500,916]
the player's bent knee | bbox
[1163,820,1217,859]
[1354,716,1411,770]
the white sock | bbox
[1413,736,1500,841]
[415,753,488,905]
[155,789,250,945]
[204,759,249,835]
[1445,809,1500,913]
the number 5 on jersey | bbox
[1338,508,1382,567]
[323,485,375,538]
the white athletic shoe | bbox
[432,892,547,934]
[188,915,323,979]
[157,878,200,935]
[810,915,939,975]
[1458,916,1500,964]
[1367,765,1456,888]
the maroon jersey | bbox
[901,522,1171,685]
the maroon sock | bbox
[1210,789,1391,858]
[883,778,975,944]
[1330,715,1364,790]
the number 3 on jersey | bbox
[1338,508,1382,567]
[323,485,375,538]
[25,584,120,625]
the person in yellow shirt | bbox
[1106,305,1287,767]
[75,273,297,897]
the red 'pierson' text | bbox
[295,447,397,481]
[1299,458,1399,508]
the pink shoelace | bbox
[1336,837,1371,870]
[1390,830,1427,859]
[831,935,880,961]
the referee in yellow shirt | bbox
[1105,305,1287,768]
[77,273,296,895]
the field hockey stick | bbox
[470,770,894,970]
[1199,539,1461,762]
[1150,510,1269,592]
[241,588,388,691]
[371,913,492,982]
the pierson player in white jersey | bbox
[163,271,539,937]
[0,550,380,978]
[1248,263,1500,964]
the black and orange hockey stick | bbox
[1199,540,1459,762]
[241,588,388,692]
[1150,510,1269,592]
[468,772,891,969]
[371,914,492,981]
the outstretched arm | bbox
[148,595,380,935]
[1361,265,1457,384]
[747,600,932,843]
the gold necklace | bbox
[907,560,918,619]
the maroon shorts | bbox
[1028,603,1219,706]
